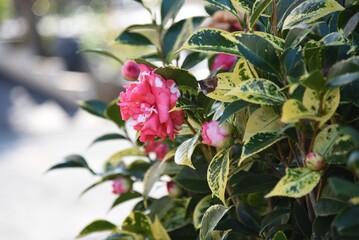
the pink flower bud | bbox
[122,61,140,81]
[112,177,133,194]
[144,141,169,160]
[167,181,183,198]
[306,152,325,171]
[202,120,233,148]
[211,54,237,71]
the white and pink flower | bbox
[202,120,233,148]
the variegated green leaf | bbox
[265,168,321,198]
[143,161,167,199]
[226,79,286,105]
[303,88,340,127]
[103,147,146,172]
[233,33,280,75]
[200,204,231,240]
[231,0,255,11]
[251,31,285,51]
[193,195,220,229]
[314,125,359,164]
[250,0,273,28]
[283,0,345,30]
[207,0,238,16]
[181,28,240,55]
[174,132,200,169]
[161,199,192,231]
[239,131,286,166]
[243,106,281,141]
[122,211,154,238]
[208,148,231,205]
[207,73,240,102]
[233,57,258,83]
[151,216,171,240]
[281,99,320,124]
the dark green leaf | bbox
[284,27,312,49]
[77,220,117,238]
[313,216,334,238]
[126,160,151,179]
[301,70,326,92]
[236,204,261,233]
[250,0,273,28]
[338,4,359,36]
[174,166,210,193]
[110,192,142,210]
[328,178,359,198]
[272,231,287,240]
[260,209,291,234]
[314,198,348,216]
[333,205,359,237]
[234,33,280,75]
[220,100,251,124]
[79,49,124,64]
[90,133,127,146]
[294,203,311,237]
[105,99,125,128]
[133,58,157,69]
[161,0,185,25]
[206,0,238,16]
[47,155,95,175]
[116,31,153,46]
[281,48,306,83]
[155,66,198,90]
[232,173,278,195]
[200,204,231,240]
[181,52,208,69]
[79,99,107,118]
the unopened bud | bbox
[167,181,183,198]
[112,176,133,194]
[306,152,325,171]
[122,61,140,81]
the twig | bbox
[272,0,278,36]
[276,141,288,167]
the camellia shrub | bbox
[49,0,359,239]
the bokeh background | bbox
[0,0,205,239]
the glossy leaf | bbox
[174,163,210,193]
[282,0,344,30]
[181,52,208,69]
[208,148,231,204]
[110,192,142,210]
[284,27,312,49]
[181,28,240,55]
[227,79,285,105]
[90,133,127,146]
[236,204,261,233]
[232,173,278,195]
[103,147,145,172]
[233,33,280,75]
[105,99,125,128]
[273,231,287,240]
[200,204,230,240]
[143,161,167,199]
[47,155,95,175]
[260,209,291,234]
[155,66,198,90]
[252,31,285,51]
[250,0,273,28]
[174,132,200,169]
[151,216,171,240]
[79,48,124,64]
[265,168,321,198]
[193,195,220,229]
[313,125,359,164]
[161,0,184,25]
[206,0,238,16]
[79,99,107,118]
[122,211,153,238]
[230,0,255,11]
[328,177,359,198]
[332,205,359,237]
[233,57,259,82]
[160,199,192,231]
[328,57,359,87]
[77,220,117,238]
[239,131,286,166]
[243,106,281,141]
[314,197,348,216]
[207,73,240,102]
[220,100,250,125]
[116,30,153,46]
[281,99,320,124]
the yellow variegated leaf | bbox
[252,31,285,51]
[151,216,170,240]
[283,0,345,30]
[231,0,254,11]
[233,58,258,83]
[174,132,200,169]
[303,88,340,127]
[265,168,321,198]
[207,148,231,205]
[243,106,281,141]
[200,205,231,240]
[181,28,240,55]
[193,195,220,229]
[207,73,240,102]
[350,197,359,205]
[239,131,287,166]
[226,79,286,105]
[281,99,320,124]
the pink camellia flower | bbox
[118,70,183,142]
[112,177,133,195]
[202,120,233,148]
[167,181,183,198]
[305,152,325,171]
[122,61,140,81]
[211,54,237,71]
[145,141,169,160]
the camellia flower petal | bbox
[145,141,169,160]
[118,69,183,143]
[211,54,237,71]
